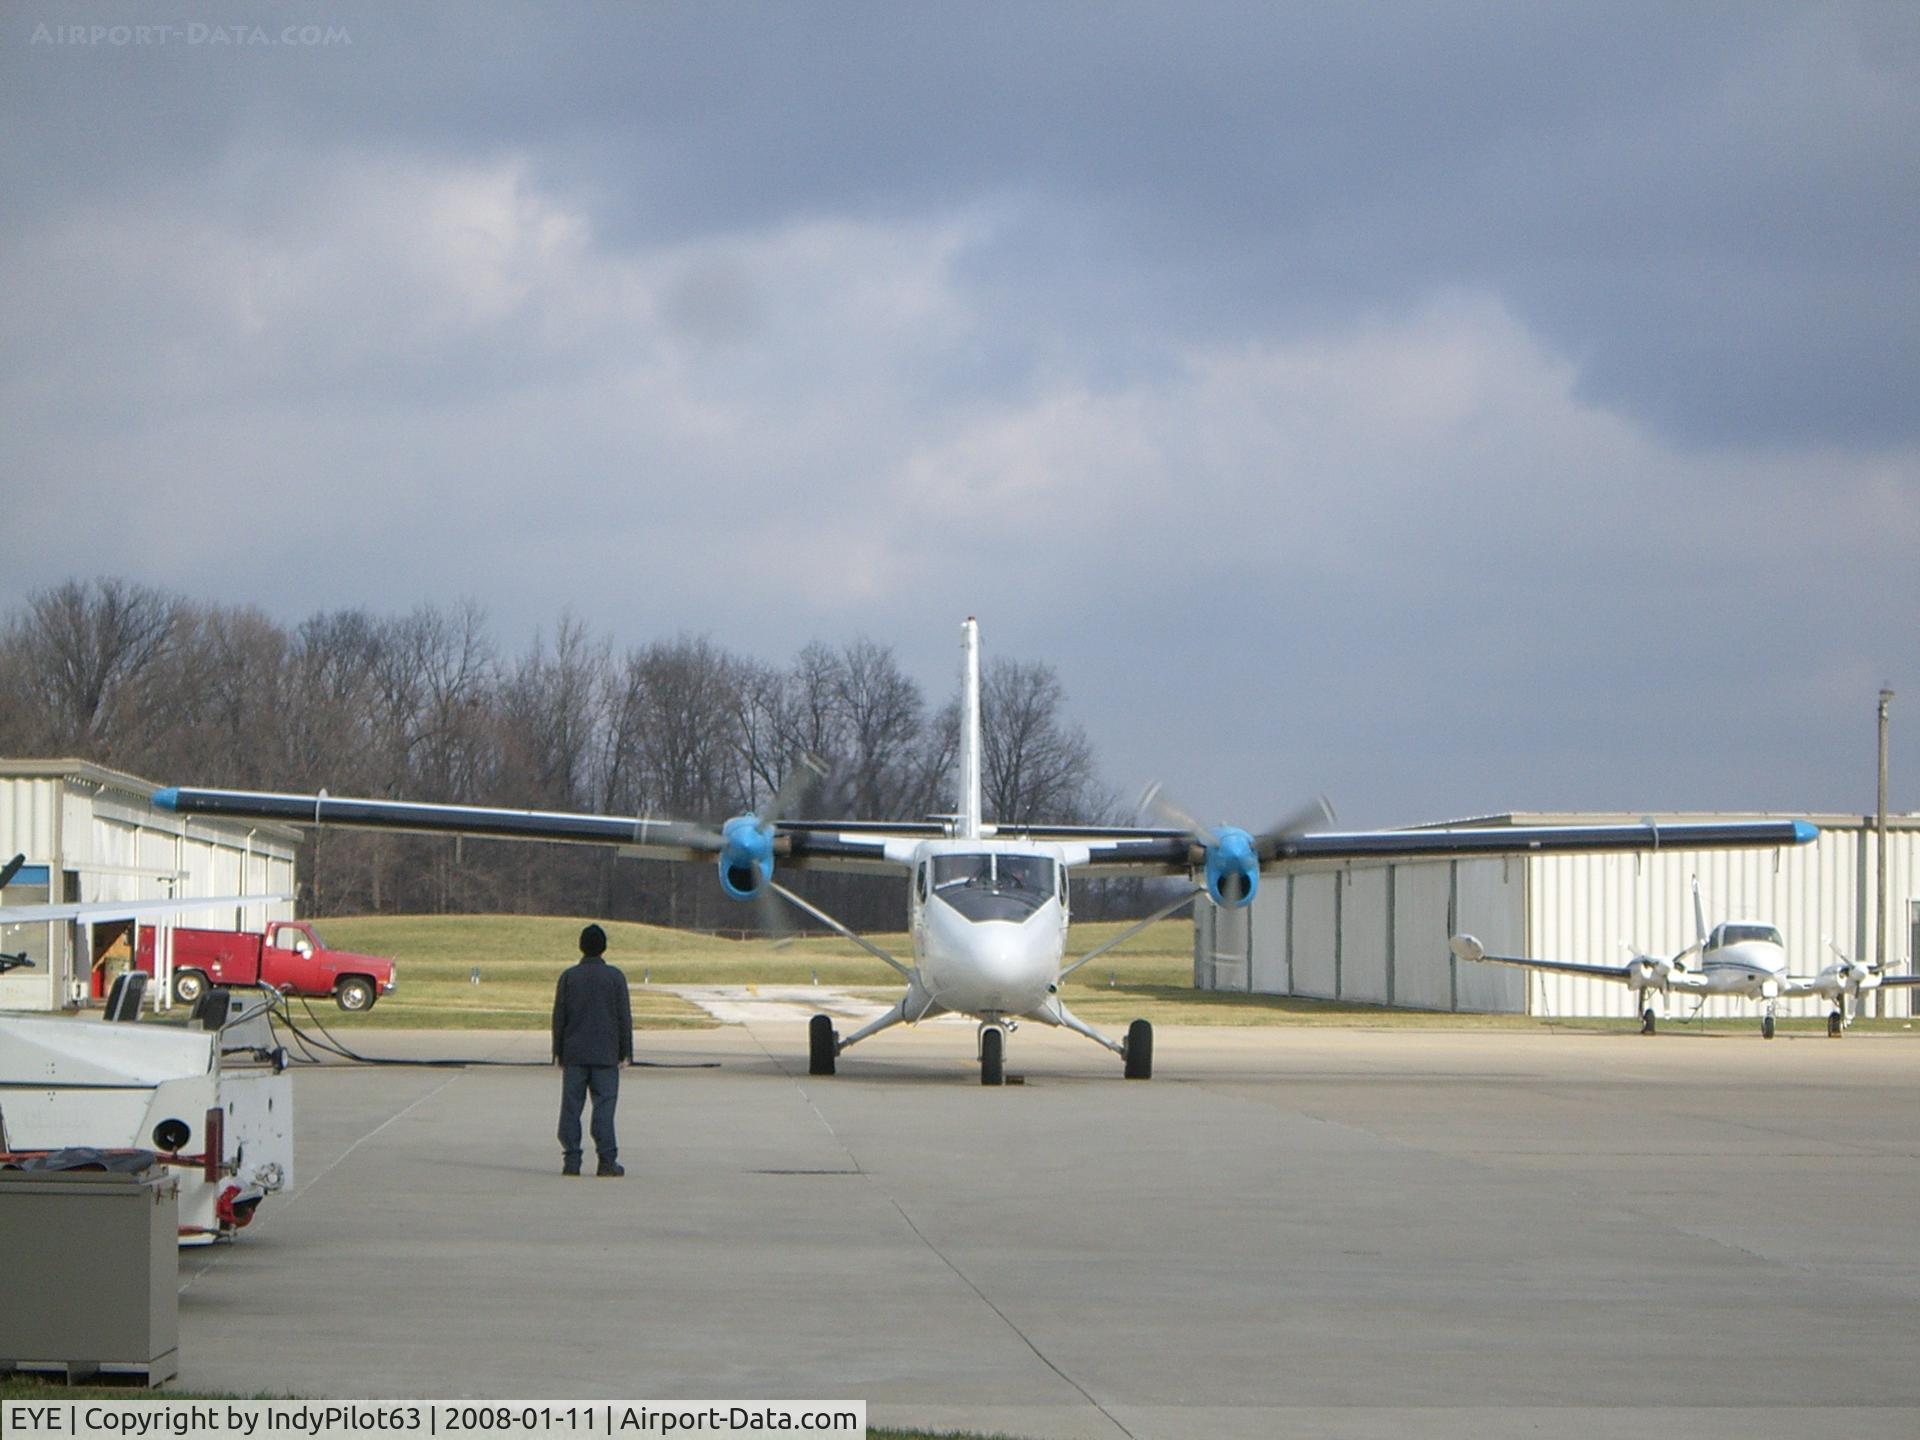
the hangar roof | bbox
[0,756,305,845]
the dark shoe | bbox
[596,1160,625,1178]
[562,1159,582,1177]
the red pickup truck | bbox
[135,920,397,1011]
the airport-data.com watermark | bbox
[30,22,352,49]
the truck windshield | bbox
[930,853,1056,923]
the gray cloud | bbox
[3,2,1915,828]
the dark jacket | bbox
[551,954,633,1066]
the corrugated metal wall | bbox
[1340,869,1390,1003]
[1290,872,1339,999]
[1195,816,1917,1018]
[1392,862,1454,1010]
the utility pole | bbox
[1875,687,1892,1018]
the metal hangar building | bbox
[1194,812,1920,1021]
[0,758,297,1012]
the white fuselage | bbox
[904,839,1071,1020]
[1696,946,1788,996]
[1693,925,1789,999]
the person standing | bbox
[551,923,632,1177]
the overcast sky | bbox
[4,2,1916,828]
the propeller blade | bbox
[760,753,828,830]
[752,884,800,950]
[1827,938,1867,973]
[1136,782,1220,847]
[1253,795,1337,853]
[0,854,23,890]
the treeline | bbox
[0,581,1133,930]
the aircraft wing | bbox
[1447,935,1714,990]
[153,787,921,875]
[1447,936,1634,983]
[0,892,293,926]
[152,790,1817,880]
[1058,818,1818,877]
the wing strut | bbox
[767,881,912,980]
[1060,885,1205,981]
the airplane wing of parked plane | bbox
[1448,934,1711,989]
[0,891,292,927]
[0,865,291,975]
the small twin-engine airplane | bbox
[1450,877,1915,1039]
[154,620,1819,1083]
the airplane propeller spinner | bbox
[1138,784,1335,908]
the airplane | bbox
[1449,876,1917,1039]
[151,619,1820,1084]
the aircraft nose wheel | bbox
[1761,1011,1776,1040]
[1123,1018,1153,1079]
[979,1024,1006,1086]
[809,1014,839,1075]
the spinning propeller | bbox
[1622,939,1699,990]
[715,755,828,943]
[1137,783,1335,907]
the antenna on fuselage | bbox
[958,617,984,840]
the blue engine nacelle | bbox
[1204,826,1260,908]
[717,815,775,899]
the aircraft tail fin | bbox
[958,617,984,839]
[1692,874,1708,952]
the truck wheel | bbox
[335,976,376,1012]
[172,970,209,1005]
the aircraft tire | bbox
[808,1014,837,1076]
[1124,1018,1153,1079]
[980,1025,1005,1086]
[1828,1011,1843,1038]
[1640,1008,1656,1035]
[1762,1013,1776,1040]
[172,970,209,1006]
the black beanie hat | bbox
[579,924,607,956]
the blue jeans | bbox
[558,1063,619,1164]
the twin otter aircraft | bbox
[156,620,1817,1084]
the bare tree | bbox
[833,638,924,819]
[980,657,1102,825]
[11,580,181,757]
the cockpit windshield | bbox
[930,853,1057,923]
[1716,923,1783,948]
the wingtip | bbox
[1791,819,1820,844]
[1449,934,1486,963]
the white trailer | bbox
[0,1007,293,1244]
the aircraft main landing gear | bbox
[809,1014,838,1075]
[1828,1009,1844,1038]
[1640,1007,1657,1036]
[1123,1018,1153,1079]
